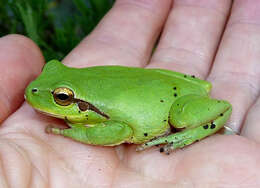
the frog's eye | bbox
[53,87,74,106]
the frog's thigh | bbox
[47,121,133,146]
[169,94,231,129]
[137,95,232,153]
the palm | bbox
[1,1,260,187]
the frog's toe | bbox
[136,144,148,152]
[45,125,54,134]
[45,125,63,135]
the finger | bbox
[207,0,260,132]
[0,34,44,123]
[241,96,260,142]
[63,0,172,67]
[148,0,232,78]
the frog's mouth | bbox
[34,108,66,119]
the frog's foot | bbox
[136,134,192,154]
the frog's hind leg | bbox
[46,120,133,146]
[136,95,232,154]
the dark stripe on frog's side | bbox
[73,98,110,119]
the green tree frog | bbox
[25,60,232,154]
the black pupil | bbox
[57,93,69,101]
[32,88,38,92]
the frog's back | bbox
[78,65,207,80]
[78,65,211,93]
[69,66,211,143]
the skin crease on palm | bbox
[1,0,260,187]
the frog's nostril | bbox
[32,88,38,93]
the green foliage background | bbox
[0,0,114,61]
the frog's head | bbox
[25,60,109,124]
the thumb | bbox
[0,34,44,123]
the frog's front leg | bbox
[137,95,232,154]
[46,120,133,146]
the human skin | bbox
[1,0,260,187]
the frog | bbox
[25,60,232,154]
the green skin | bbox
[25,60,232,154]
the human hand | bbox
[1,0,260,187]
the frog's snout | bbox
[25,83,39,102]
[26,83,39,95]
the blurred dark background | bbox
[0,0,114,60]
